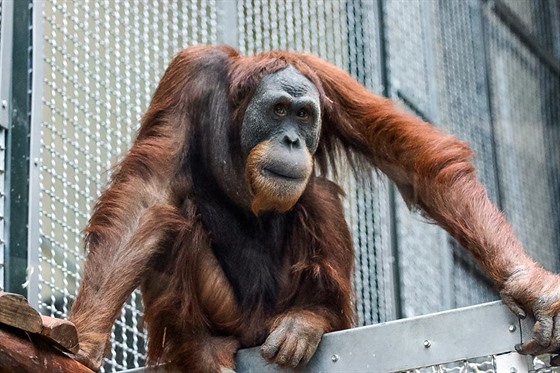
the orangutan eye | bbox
[274,104,287,117]
[296,108,310,120]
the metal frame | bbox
[237,301,533,372]
[0,0,14,291]
[4,0,32,297]
[479,0,504,211]
[376,0,403,321]
[3,0,43,303]
[489,0,560,75]
[26,0,43,308]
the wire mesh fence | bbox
[37,0,218,370]
[26,0,560,371]
[484,1,560,270]
[239,0,397,327]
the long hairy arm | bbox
[70,45,238,370]
[299,52,560,357]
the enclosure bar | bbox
[376,0,403,322]
[479,0,504,210]
[26,0,45,308]
[419,1,439,125]
[236,301,530,372]
[0,0,14,131]
[4,0,33,297]
[490,0,560,75]
[0,0,15,291]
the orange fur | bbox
[70,45,545,371]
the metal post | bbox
[479,0,504,211]
[0,0,15,291]
[376,0,403,320]
[4,0,32,297]
[26,0,44,308]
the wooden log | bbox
[41,316,80,354]
[0,292,80,354]
[0,326,93,373]
[0,291,43,333]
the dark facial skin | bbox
[241,67,321,213]
[241,66,321,158]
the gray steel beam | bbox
[237,301,530,372]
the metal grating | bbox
[237,0,348,67]
[402,355,560,373]
[37,0,218,371]
[402,356,496,373]
[484,2,560,271]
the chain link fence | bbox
[19,0,560,371]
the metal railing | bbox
[121,302,559,372]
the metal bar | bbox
[489,0,560,75]
[236,301,530,372]
[4,0,32,296]
[0,122,4,291]
[376,0,389,99]
[120,301,535,372]
[395,89,433,124]
[420,1,439,125]
[26,0,44,308]
[0,0,14,130]
[376,0,403,322]
[0,0,15,291]
[479,0,504,211]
